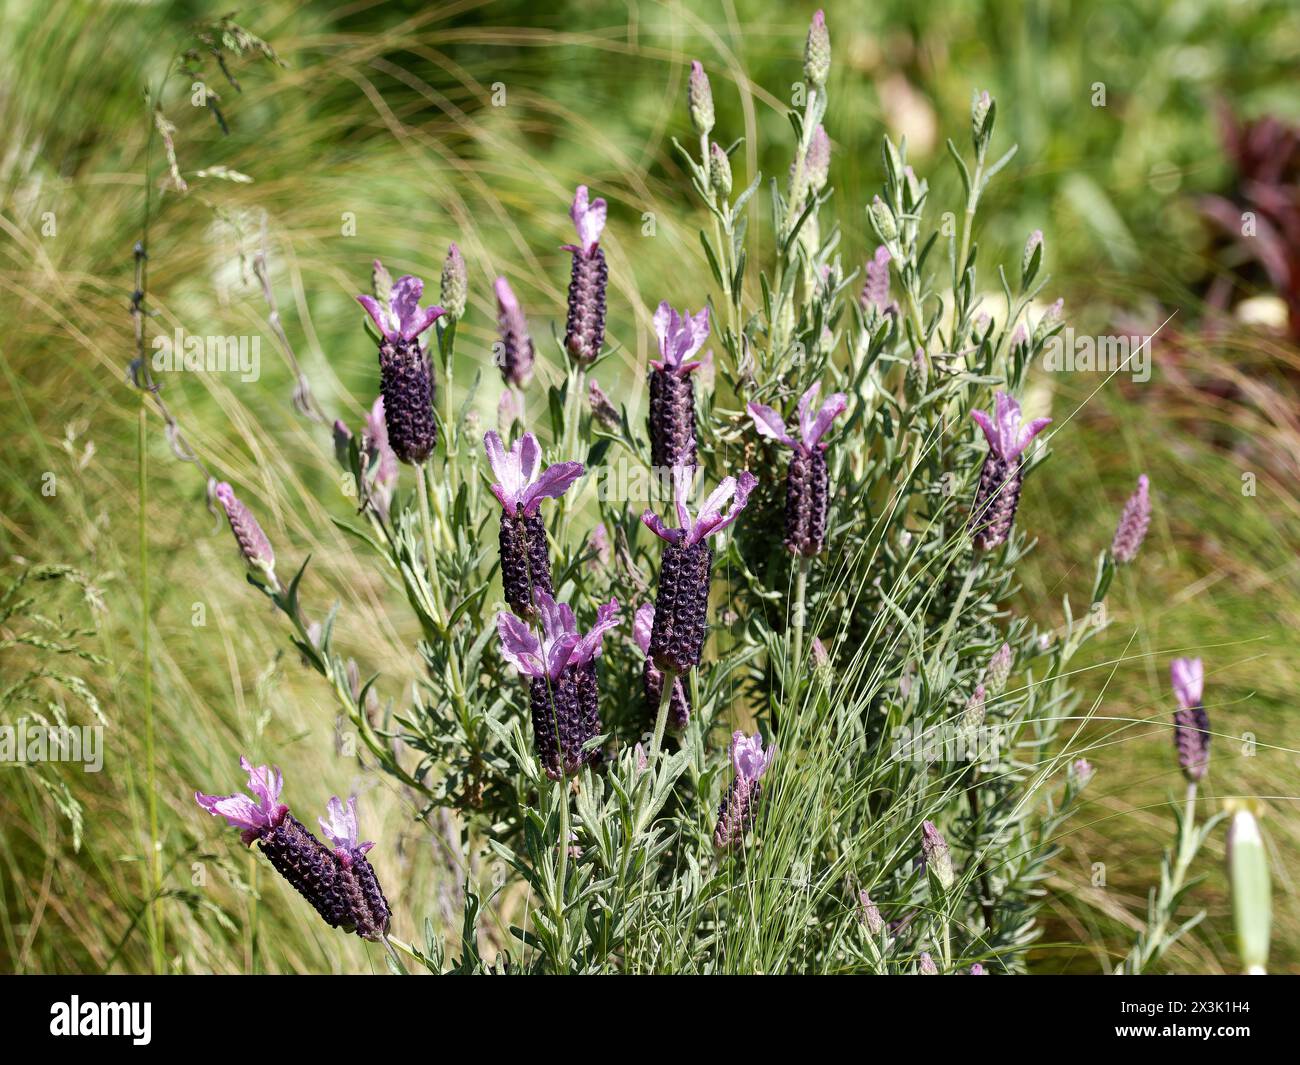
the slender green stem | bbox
[553,781,574,971]
[137,405,164,973]
[413,462,446,627]
[649,668,677,765]
[790,556,810,687]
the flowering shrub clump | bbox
[189,12,1217,974]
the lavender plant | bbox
[180,11,1188,974]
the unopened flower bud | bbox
[709,142,733,197]
[869,196,897,243]
[971,90,993,153]
[985,642,1012,695]
[688,61,714,135]
[440,242,468,320]
[588,379,621,430]
[803,10,831,90]
[858,889,884,935]
[921,820,955,891]
[1022,230,1043,288]
[919,951,939,974]
[1226,804,1271,974]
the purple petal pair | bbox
[563,186,608,365]
[713,731,775,850]
[196,759,390,941]
[497,592,620,778]
[357,264,444,465]
[648,302,711,469]
[484,431,584,617]
[968,391,1051,550]
[748,382,848,556]
[641,465,756,674]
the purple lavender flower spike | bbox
[484,430,584,617]
[714,730,775,850]
[919,951,939,975]
[497,591,620,778]
[642,466,757,674]
[648,302,710,469]
[748,382,847,556]
[214,482,277,583]
[318,795,390,941]
[494,277,535,388]
[858,889,884,935]
[968,391,1051,550]
[196,759,389,940]
[861,245,892,313]
[563,186,609,365]
[634,603,691,729]
[803,10,830,90]
[968,963,988,975]
[1171,657,1210,782]
[1111,474,1152,564]
[357,263,444,465]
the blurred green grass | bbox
[0,0,1296,972]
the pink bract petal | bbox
[1170,657,1204,710]
[390,275,424,334]
[748,402,794,447]
[319,795,360,851]
[356,294,391,336]
[633,603,655,654]
[641,508,678,544]
[522,461,585,516]
[497,612,543,677]
[571,185,607,254]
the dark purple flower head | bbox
[642,465,757,546]
[1171,657,1204,711]
[651,301,711,376]
[971,391,1051,462]
[635,602,691,728]
[484,430,584,516]
[195,756,289,845]
[356,265,444,343]
[1111,474,1152,564]
[748,382,847,454]
[318,794,375,863]
[564,185,607,257]
[497,591,620,681]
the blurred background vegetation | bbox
[0,0,1296,973]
